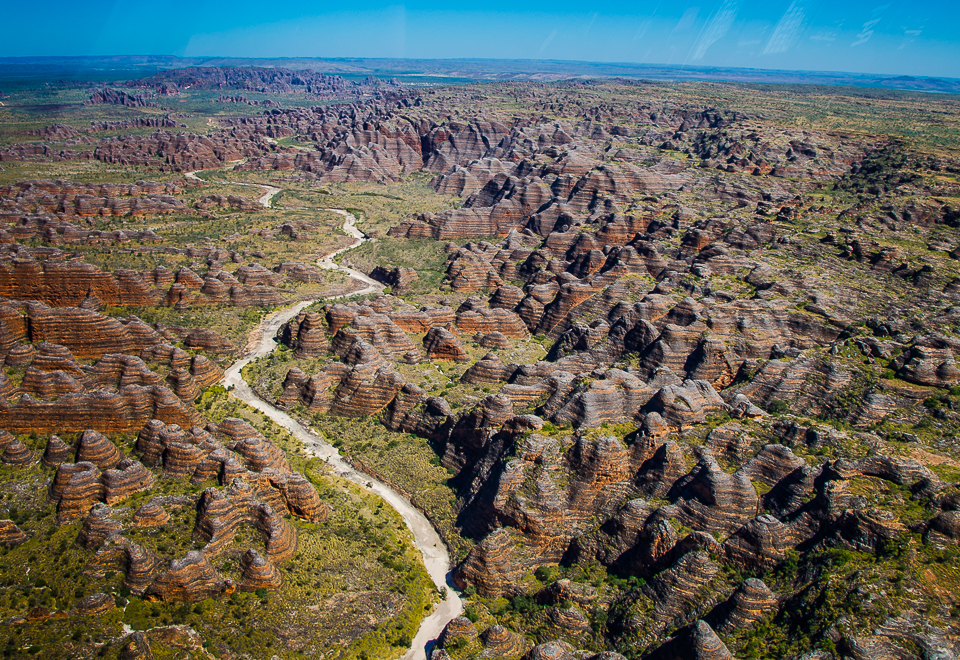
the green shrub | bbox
[535,565,554,583]
[447,637,468,651]
[767,400,790,415]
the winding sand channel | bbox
[184,169,280,207]
[214,199,462,658]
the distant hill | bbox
[1,55,958,95]
[127,66,354,94]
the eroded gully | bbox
[200,172,462,659]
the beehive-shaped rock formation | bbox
[43,435,74,467]
[461,353,512,384]
[370,265,419,295]
[132,500,171,528]
[643,552,720,631]
[0,520,27,546]
[50,461,103,523]
[646,379,725,429]
[480,624,529,658]
[75,429,122,469]
[673,455,759,536]
[103,460,156,505]
[0,385,202,434]
[0,430,34,466]
[456,527,526,598]
[268,472,329,522]
[424,327,469,362]
[477,331,513,349]
[645,620,734,660]
[193,483,298,562]
[238,548,283,592]
[124,543,162,595]
[525,640,577,660]
[723,515,792,568]
[439,616,478,649]
[146,551,225,602]
[50,458,154,523]
[711,578,778,633]
[456,307,530,338]
[76,592,115,616]
[119,631,154,660]
[77,503,122,549]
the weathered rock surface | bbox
[438,616,478,649]
[77,503,122,549]
[0,520,27,546]
[194,482,298,562]
[9,78,960,660]
[76,592,115,616]
[370,265,419,295]
[195,194,259,212]
[645,620,734,660]
[424,327,469,362]
[238,549,283,592]
[710,578,778,634]
[50,457,154,523]
[132,500,171,528]
[274,261,325,283]
[119,631,154,660]
[0,385,201,434]
[0,258,159,308]
[75,429,122,469]
[480,624,529,658]
[0,429,34,465]
[146,551,226,602]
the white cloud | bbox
[691,1,738,60]
[539,29,558,54]
[852,4,890,47]
[584,12,598,35]
[673,7,700,32]
[851,17,881,47]
[764,1,805,55]
[899,26,923,50]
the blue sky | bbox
[5,0,958,77]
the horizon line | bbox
[1,54,959,84]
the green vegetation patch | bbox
[0,388,436,659]
[311,414,471,560]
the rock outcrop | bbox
[50,457,155,523]
[76,592,115,616]
[370,265,419,295]
[238,549,283,591]
[645,620,734,660]
[0,385,202,434]
[8,77,960,660]
[0,430,34,466]
[0,520,27,546]
[424,327,469,362]
[146,551,227,602]
[710,578,778,633]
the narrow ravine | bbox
[205,187,463,658]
